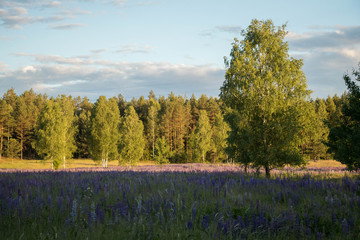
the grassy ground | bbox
[0,157,345,170]
[0,157,155,170]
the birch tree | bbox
[119,106,145,165]
[89,96,120,167]
[220,19,311,177]
[34,99,62,169]
[195,110,212,163]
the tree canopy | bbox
[119,106,145,165]
[220,19,311,177]
[327,64,360,171]
[89,96,120,167]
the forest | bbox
[0,87,345,167]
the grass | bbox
[0,157,155,170]
[305,159,344,168]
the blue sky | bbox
[0,0,359,101]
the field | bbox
[1,161,359,239]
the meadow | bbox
[1,161,359,239]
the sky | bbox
[0,0,359,101]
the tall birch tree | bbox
[89,96,120,167]
[220,19,311,177]
[119,106,145,165]
[195,110,212,163]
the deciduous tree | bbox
[220,19,311,177]
[119,106,145,165]
[154,136,170,165]
[89,96,120,167]
[195,110,212,163]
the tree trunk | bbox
[265,165,270,178]
[20,134,23,160]
[152,133,155,159]
[63,155,66,169]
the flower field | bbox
[1,164,359,239]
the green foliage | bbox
[301,99,329,160]
[0,99,13,159]
[34,96,76,169]
[160,93,189,160]
[5,138,21,159]
[34,99,63,169]
[74,97,93,158]
[220,19,311,177]
[211,112,230,162]
[328,64,360,171]
[154,136,170,165]
[146,98,160,159]
[119,106,145,165]
[57,95,77,168]
[89,96,120,167]
[195,110,212,163]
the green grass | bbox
[0,157,155,170]
[0,158,346,170]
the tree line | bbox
[0,90,231,168]
[0,87,345,168]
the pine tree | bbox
[147,99,160,159]
[195,110,212,163]
[0,100,13,159]
[14,90,40,160]
[313,99,329,159]
[327,64,360,171]
[220,19,311,177]
[74,97,93,158]
[326,96,338,128]
[119,106,145,165]
[206,97,220,126]
[89,96,120,167]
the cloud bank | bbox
[0,55,225,100]
[287,25,360,98]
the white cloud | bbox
[45,1,61,8]
[115,44,155,54]
[22,65,36,73]
[0,59,224,101]
[286,25,360,98]
[0,61,9,71]
[216,25,242,34]
[50,23,87,30]
[0,1,91,29]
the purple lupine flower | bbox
[341,218,348,235]
[191,203,197,220]
[201,214,210,230]
[186,220,193,229]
